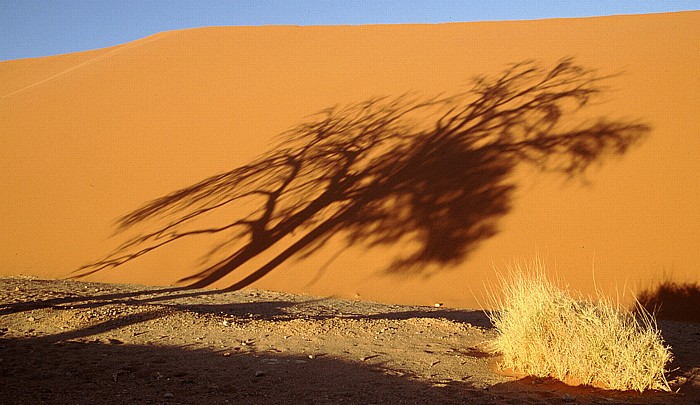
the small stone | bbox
[222,320,231,327]
[434,303,443,307]
[223,352,231,357]
[308,354,315,359]
[164,392,174,398]
[254,370,265,377]
[27,316,35,322]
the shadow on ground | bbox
[0,338,486,404]
[0,336,691,404]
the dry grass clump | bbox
[488,260,673,392]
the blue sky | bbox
[1,0,698,61]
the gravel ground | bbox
[1,276,697,404]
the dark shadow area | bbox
[0,338,487,404]
[74,58,649,289]
[637,281,700,323]
[1,337,690,404]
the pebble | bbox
[254,370,265,377]
[164,392,174,399]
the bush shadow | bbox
[74,58,650,289]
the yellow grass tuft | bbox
[487,259,673,392]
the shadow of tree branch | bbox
[74,58,650,289]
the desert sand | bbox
[1,12,699,309]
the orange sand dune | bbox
[1,12,698,308]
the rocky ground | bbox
[1,276,698,404]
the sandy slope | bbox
[1,277,698,404]
[1,12,699,308]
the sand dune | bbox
[1,11,698,308]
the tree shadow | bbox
[74,58,650,289]
[637,281,700,323]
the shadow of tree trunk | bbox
[74,58,650,289]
